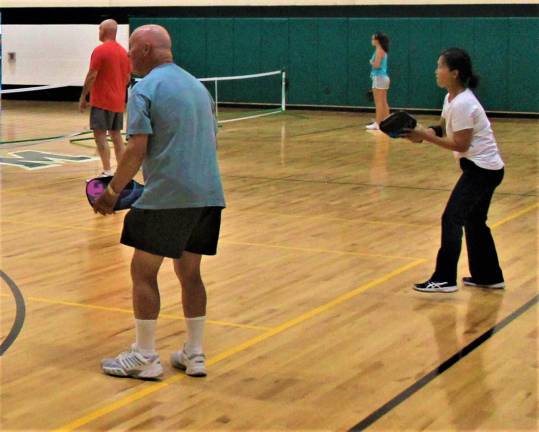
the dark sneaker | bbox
[413,280,458,293]
[462,277,505,289]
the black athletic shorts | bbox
[120,207,223,259]
[90,107,124,131]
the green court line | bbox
[70,140,101,149]
[69,137,96,142]
[69,134,127,146]
[2,108,286,147]
[0,130,93,146]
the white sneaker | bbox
[170,347,207,377]
[366,122,379,130]
[97,170,114,178]
[101,345,163,380]
[462,277,505,289]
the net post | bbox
[281,70,286,112]
[214,80,219,118]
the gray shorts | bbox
[372,75,390,90]
[90,107,124,131]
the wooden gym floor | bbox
[0,100,537,431]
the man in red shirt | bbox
[80,19,130,176]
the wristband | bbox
[429,125,443,137]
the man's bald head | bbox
[131,25,172,51]
[99,19,118,42]
[129,25,173,77]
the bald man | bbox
[95,25,225,380]
[80,19,130,176]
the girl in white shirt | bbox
[402,48,505,293]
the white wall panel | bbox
[1,24,129,86]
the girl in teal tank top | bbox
[367,32,391,131]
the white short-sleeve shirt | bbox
[442,89,504,170]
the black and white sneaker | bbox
[462,277,505,289]
[413,280,458,293]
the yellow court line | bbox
[206,258,426,365]
[230,208,434,228]
[0,294,269,331]
[1,218,424,261]
[1,195,431,228]
[52,199,539,431]
[2,188,86,197]
[491,201,538,229]
[53,258,425,432]
[222,239,425,261]
[1,218,115,234]
[1,178,79,194]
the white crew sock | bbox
[135,319,157,356]
[184,316,206,355]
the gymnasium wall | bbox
[1,3,537,113]
[130,16,538,113]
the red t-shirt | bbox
[89,41,130,113]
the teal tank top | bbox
[370,51,388,78]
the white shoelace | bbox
[427,281,447,289]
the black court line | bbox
[222,174,536,198]
[0,271,26,356]
[349,293,539,431]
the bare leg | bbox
[131,249,164,319]
[373,89,390,125]
[174,251,206,318]
[381,88,390,119]
[108,129,126,166]
[93,129,111,172]
[173,251,207,361]
[99,249,164,379]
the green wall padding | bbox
[474,19,510,112]
[319,18,348,106]
[348,18,380,107]
[508,18,539,112]
[259,19,288,103]
[409,19,443,109]
[288,19,319,105]
[231,19,260,102]
[130,16,539,113]
[178,19,207,79]
[381,19,411,109]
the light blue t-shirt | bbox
[370,51,388,78]
[127,63,225,209]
